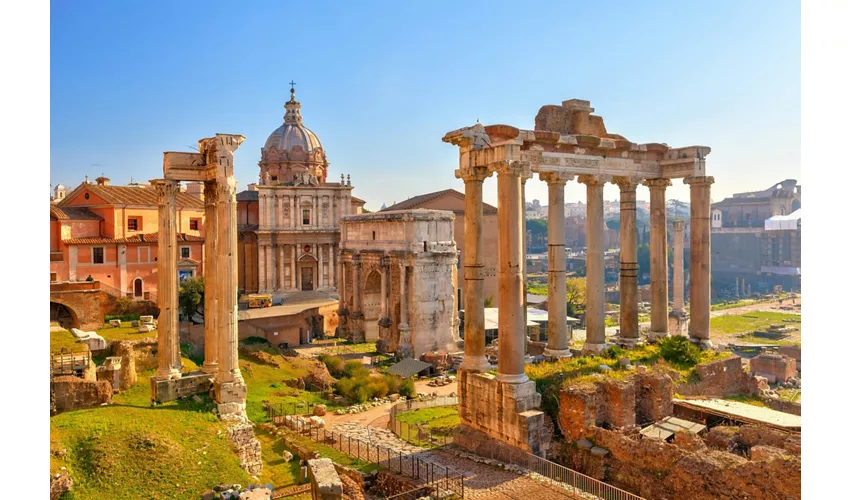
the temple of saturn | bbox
[444,99,714,456]
[150,133,249,420]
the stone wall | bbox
[227,422,263,475]
[557,372,674,441]
[557,426,801,500]
[111,338,158,390]
[675,356,762,397]
[370,471,424,499]
[52,376,113,412]
[749,354,797,383]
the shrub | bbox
[658,336,701,366]
[111,296,135,317]
[386,375,401,395]
[366,378,390,399]
[343,360,369,379]
[605,345,625,359]
[399,378,416,398]
[355,386,370,404]
[320,355,345,377]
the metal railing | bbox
[473,444,645,500]
[386,483,459,500]
[279,418,465,497]
[388,396,459,448]
[50,348,91,377]
[267,401,318,422]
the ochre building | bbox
[237,87,365,296]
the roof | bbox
[381,189,498,215]
[50,205,102,221]
[640,416,706,441]
[765,209,801,231]
[62,233,204,245]
[351,196,366,205]
[237,190,259,202]
[674,398,801,431]
[527,293,547,304]
[386,358,434,378]
[60,183,204,209]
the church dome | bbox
[262,87,324,156]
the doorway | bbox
[134,278,143,298]
[301,266,314,291]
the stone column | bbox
[646,178,672,341]
[395,262,412,359]
[615,177,641,347]
[215,176,247,413]
[313,194,318,228]
[492,161,528,383]
[521,173,530,344]
[153,179,181,380]
[579,174,609,352]
[290,196,296,228]
[202,180,218,375]
[318,243,324,288]
[338,255,347,308]
[290,245,296,290]
[352,254,362,313]
[277,246,284,292]
[686,176,715,348]
[455,166,493,372]
[329,244,335,289]
[380,257,389,319]
[540,172,572,358]
[377,255,392,353]
[672,220,685,314]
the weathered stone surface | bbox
[308,458,343,499]
[313,404,327,416]
[52,376,112,412]
[227,422,263,475]
[750,354,797,383]
[50,471,73,500]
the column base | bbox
[154,368,182,380]
[615,337,641,348]
[542,348,572,360]
[582,342,611,353]
[495,372,529,384]
[201,362,218,375]
[645,330,670,342]
[458,354,492,372]
[689,337,713,350]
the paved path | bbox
[331,422,587,499]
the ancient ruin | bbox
[444,99,715,457]
[336,209,459,357]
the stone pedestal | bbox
[668,311,690,336]
[376,317,393,353]
[336,309,349,339]
[394,324,413,359]
[347,313,365,344]
[455,370,551,456]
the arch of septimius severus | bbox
[444,99,714,456]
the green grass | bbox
[777,389,801,402]
[395,406,460,436]
[51,328,89,354]
[97,323,157,343]
[254,428,300,488]
[710,299,758,311]
[279,430,380,474]
[723,394,768,407]
[710,311,801,337]
[323,340,379,355]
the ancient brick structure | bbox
[52,376,113,412]
[49,281,112,330]
[749,353,797,383]
[307,458,343,500]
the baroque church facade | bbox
[237,87,365,296]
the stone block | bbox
[753,371,777,384]
[590,446,609,457]
[138,324,155,333]
[308,458,343,499]
[109,319,122,328]
[577,439,594,450]
[778,345,801,362]
[150,371,213,403]
[750,354,797,383]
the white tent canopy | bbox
[764,209,801,231]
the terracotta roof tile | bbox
[59,183,204,209]
[50,205,103,221]
[381,189,497,215]
[62,233,204,245]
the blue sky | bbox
[51,0,800,209]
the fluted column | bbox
[215,176,246,396]
[455,166,493,372]
[579,174,609,352]
[540,171,572,358]
[615,177,641,347]
[202,180,219,375]
[492,161,528,383]
[154,179,181,379]
[290,245,296,290]
[672,220,685,314]
[686,176,714,348]
[521,173,530,344]
[646,178,672,340]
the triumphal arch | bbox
[444,99,714,457]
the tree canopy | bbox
[178,277,204,322]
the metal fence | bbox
[281,418,465,497]
[474,444,645,500]
[385,483,460,500]
[267,401,318,422]
[388,395,459,448]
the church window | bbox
[302,209,311,225]
[93,247,104,264]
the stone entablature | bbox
[338,210,459,357]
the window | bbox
[127,217,140,231]
[189,219,200,231]
[302,209,310,225]
[181,247,190,259]
[50,272,58,282]
[271,176,278,181]
[93,247,104,264]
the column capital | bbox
[488,160,529,178]
[352,254,362,267]
[203,180,219,205]
[151,179,180,200]
[673,219,686,231]
[455,166,492,183]
[539,171,574,186]
[684,175,715,186]
[613,176,642,191]
[643,178,673,189]
[577,174,612,186]
[216,176,238,200]
[380,255,391,268]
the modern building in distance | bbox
[711,179,801,296]
[50,176,206,298]
[236,86,366,297]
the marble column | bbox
[540,172,572,358]
[270,242,278,291]
[396,262,412,358]
[455,166,492,372]
[339,255,347,309]
[493,161,528,383]
[615,177,641,347]
[202,180,218,375]
[686,176,715,348]
[154,179,181,380]
[521,173,530,345]
[672,220,685,314]
[646,178,672,341]
[215,176,247,409]
[318,243,324,288]
[579,174,609,352]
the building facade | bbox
[50,177,205,298]
[237,87,365,297]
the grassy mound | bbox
[395,406,459,436]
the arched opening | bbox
[363,270,382,341]
[134,278,143,298]
[298,254,317,291]
[50,301,79,330]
